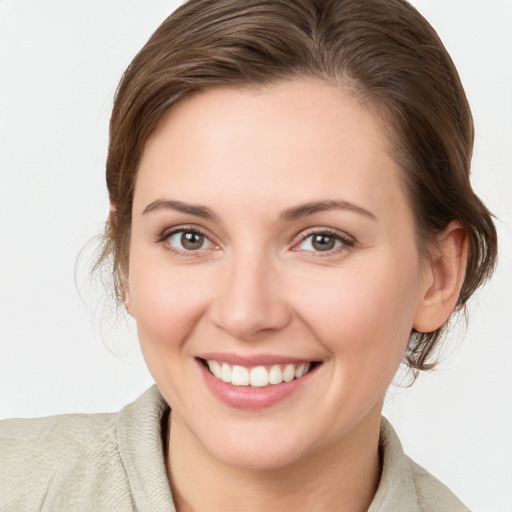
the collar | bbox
[368,417,420,511]
[116,386,421,511]
[117,386,175,512]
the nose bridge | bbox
[210,244,290,340]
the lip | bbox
[196,356,321,410]
[198,352,315,367]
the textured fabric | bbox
[0,387,173,512]
[0,386,470,511]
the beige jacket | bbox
[0,386,469,511]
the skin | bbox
[125,79,467,512]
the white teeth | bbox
[207,360,222,379]
[205,359,314,387]
[221,363,232,383]
[268,365,283,385]
[206,360,311,388]
[282,364,295,382]
[231,365,249,386]
[295,363,310,378]
[249,366,269,387]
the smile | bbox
[202,359,315,388]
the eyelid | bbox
[157,224,206,241]
[292,227,355,252]
[155,224,354,256]
[157,224,219,254]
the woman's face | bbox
[126,79,432,469]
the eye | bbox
[295,231,353,253]
[167,229,215,251]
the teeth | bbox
[295,363,310,378]
[205,360,313,387]
[231,365,249,386]
[207,360,222,379]
[268,365,283,385]
[221,363,231,383]
[282,364,295,382]
[249,366,269,387]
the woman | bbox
[0,0,499,510]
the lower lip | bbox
[198,360,318,410]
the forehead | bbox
[135,79,410,224]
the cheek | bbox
[127,262,217,410]
[291,259,421,359]
[127,259,213,353]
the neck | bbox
[166,410,382,512]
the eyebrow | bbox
[142,198,376,222]
[280,200,376,221]
[142,199,218,220]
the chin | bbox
[208,439,307,471]
[190,417,322,471]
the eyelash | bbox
[157,226,217,256]
[293,228,354,255]
[157,226,354,256]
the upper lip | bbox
[197,352,321,367]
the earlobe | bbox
[413,221,468,333]
[123,279,134,317]
[109,202,134,317]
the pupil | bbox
[181,232,203,250]
[312,234,335,251]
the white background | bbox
[0,1,511,510]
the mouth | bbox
[198,358,321,388]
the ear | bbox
[110,202,134,318]
[123,279,134,317]
[413,221,468,333]
[108,202,118,229]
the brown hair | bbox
[98,0,497,373]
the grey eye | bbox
[168,230,213,251]
[297,233,343,252]
[311,234,336,251]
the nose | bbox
[209,252,291,341]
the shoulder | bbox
[0,409,119,455]
[0,386,172,511]
[369,417,470,512]
[406,456,471,512]
[0,408,131,510]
